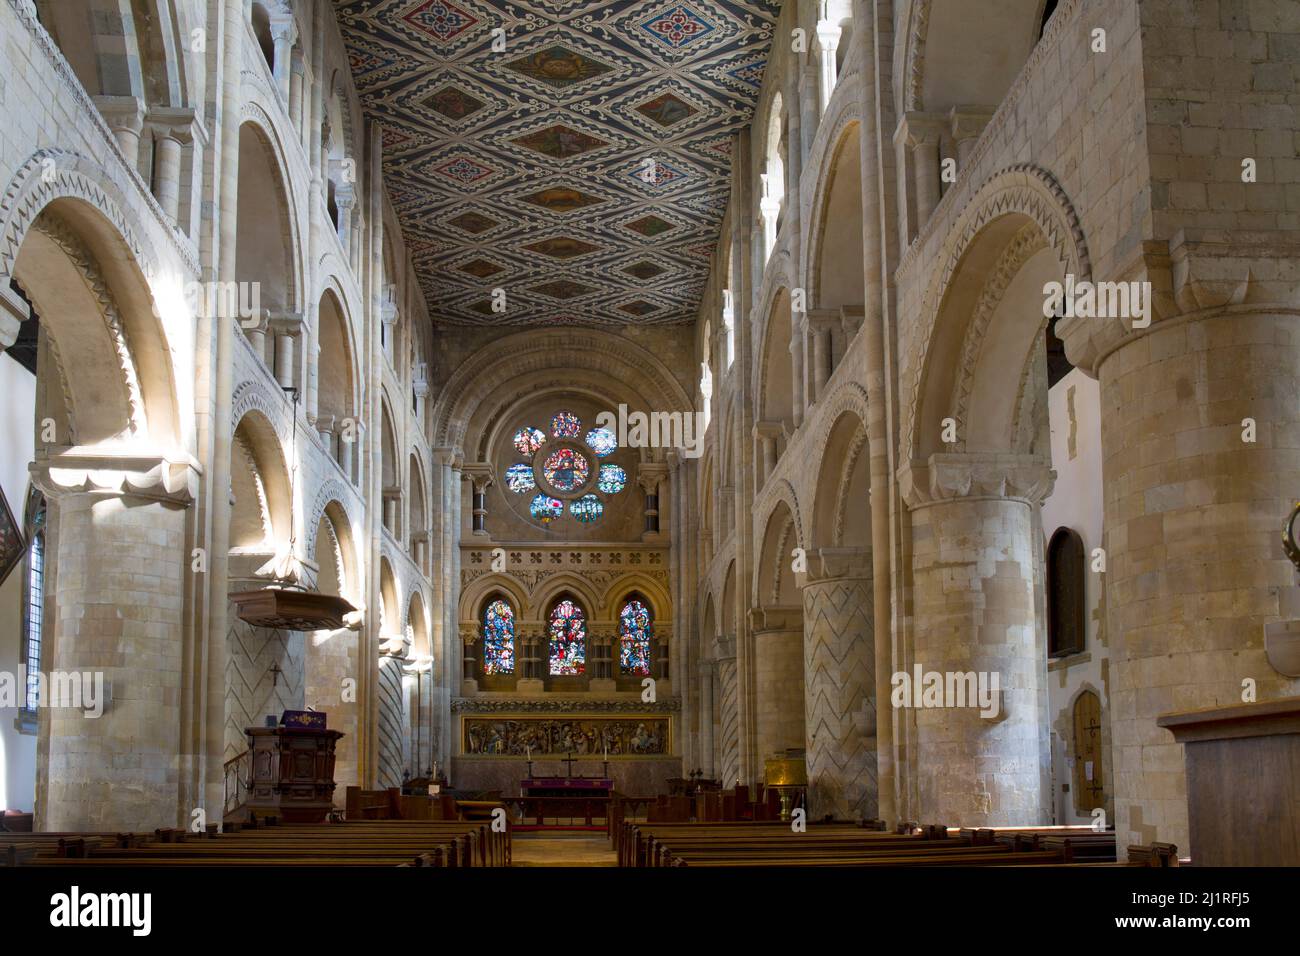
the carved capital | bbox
[749,605,803,633]
[899,452,1055,510]
[461,461,495,495]
[0,282,29,351]
[30,445,201,506]
[637,462,669,496]
[895,111,946,150]
[802,546,871,584]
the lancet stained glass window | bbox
[548,599,586,675]
[619,598,652,677]
[482,598,515,675]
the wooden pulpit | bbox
[245,726,344,824]
[1157,696,1300,866]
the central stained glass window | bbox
[542,446,590,493]
[482,598,515,675]
[506,410,628,526]
[548,599,586,675]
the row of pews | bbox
[614,820,1181,868]
[0,815,510,867]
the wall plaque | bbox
[462,715,670,757]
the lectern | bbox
[245,726,344,823]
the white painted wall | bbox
[0,351,37,812]
[1040,367,1108,825]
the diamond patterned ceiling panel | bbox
[334,0,779,327]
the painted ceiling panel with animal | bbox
[334,0,780,327]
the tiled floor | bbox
[511,831,617,867]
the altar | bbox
[521,753,612,796]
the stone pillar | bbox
[790,335,805,428]
[698,661,716,777]
[899,112,945,233]
[147,110,194,225]
[753,421,781,487]
[759,175,780,262]
[31,450,197,831]
[376,650,405,789]
[1059,244,1300,856]
[901,453,1054,827]
[589,625,616,692]
[462,464,493,536]
[807,309,836,403]
[269,13,297,107]
[269,312,302,391]
[335,185,356,256]
[949,107,994,176]
[638,463,667,538]
[749,607,806,764]
[337,419,355,484]
[714,634,739,787]
[800,548,876,821]
[289,50,306,140]
[460,628,478,694]
[93,96,146,171]
[815,13,842,113]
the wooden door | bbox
[1072,690,1105,812]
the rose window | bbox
[505,410,625,526]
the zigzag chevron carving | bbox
[224,617,304,759]
[377,659,406,789]
[716,660,739,788]
[802,578,877,820]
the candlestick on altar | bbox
[603,760,609,778]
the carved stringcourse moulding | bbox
[452,696,681,714]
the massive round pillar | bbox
[33,454,195,831]
[800,548,876,821]
[904,454,1052,827]
[749,606,806,763]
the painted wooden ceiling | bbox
[334,0,780,327]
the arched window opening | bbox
[482,598,515,675]
[1047,527,1085,657]
[548,598,586,676]
[250,3,275,70]
[1039,0,1061,39]
[20,490,47,718]
[619,597,653,677]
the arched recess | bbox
[236,119,298,354]
[752,499,807,764]
[903,0,1047,116]
[905,166,1088,465]
[378,557,400,639]
[11,197,180,446]
[405,590,433,778]
[229,410,291,567]
[316,286,358,474]
[408,450,428,568]
[379,398,399,537]
[809,127,865,316]
[810,410,870,551]
[756,499,801,608]
[757,287,794,452]
[901,169,1089,827]
[1046,526,1086,658]
[304,499,361,803]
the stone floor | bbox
[511,831,617,867]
